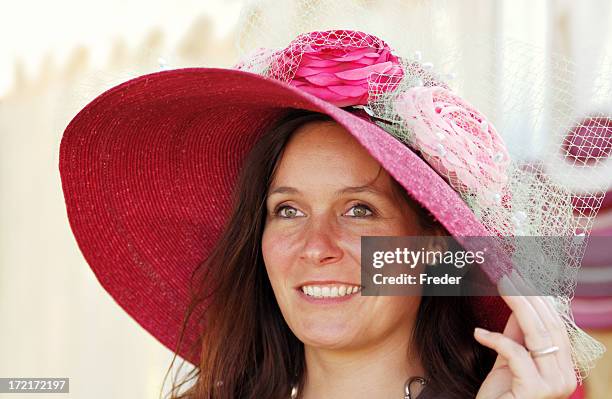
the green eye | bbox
[275,205,303,218]
[347,203,373,217]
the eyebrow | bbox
[267,185,386,197]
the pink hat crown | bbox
[236,29,512,216]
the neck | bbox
[300,327,424,399]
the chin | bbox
[294,322,359,349]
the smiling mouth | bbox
[299,284,362,298]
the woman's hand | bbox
[473,270,578,399]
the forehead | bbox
[270,120,394,192]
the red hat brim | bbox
[59,67,510,365]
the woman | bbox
[59,30,599,398]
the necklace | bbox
[290,375,428,399]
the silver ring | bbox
[528,345,560,358]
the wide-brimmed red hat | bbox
[59,30,515,365]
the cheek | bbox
[386,296,420,316]
[368,296,421,332]
[346,217,421,237]
[261,226,293,288]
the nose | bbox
[299,215,344,267]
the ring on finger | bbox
[528,345,560,358]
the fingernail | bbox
[509,270,526,293]
[474,327,490,336]
[511,269,527,288]
[544,295,557,308]
[498,275,516,296]
[510,269,520,283]
[512,269,541,296]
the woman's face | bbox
[262,120,425,350]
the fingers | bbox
[501,312,525,346]
[497,273,558,374]
[473,323,577,398]
[473,269,579,398]
[488,312,524,370]
[474,327,539,383]
[507,270,578,393]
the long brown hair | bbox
[164,109,496,399]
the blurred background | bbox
[1,0,611,398]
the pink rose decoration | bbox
[394,86,511,207]
[270,30,404,107]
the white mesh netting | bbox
[232,0,611,383]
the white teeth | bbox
[300,284,361,298]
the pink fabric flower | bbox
[270,30,404,107]
[394,86,511,207]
